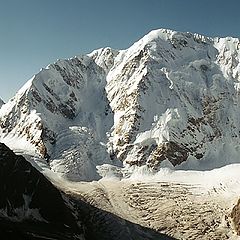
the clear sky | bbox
[1,0,240,101]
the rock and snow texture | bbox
[50,163,240,240]
[0,98,4,108]
[1,28,240,180]
[0,56,114,181]
[104,29,240,170]
[232,199,240,235]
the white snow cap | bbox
[1,28,240,181]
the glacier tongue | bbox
[1,29,240,180]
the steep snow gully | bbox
[1,29,240,239]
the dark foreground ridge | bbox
[0,143,83,240]
[0,143,175,240]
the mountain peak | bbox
[1,29,240,181]
[88,47,119,73]
[132,28,211,50]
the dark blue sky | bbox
[1,0,240,100]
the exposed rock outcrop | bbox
[231,198,240,235]
[1,29,240,180]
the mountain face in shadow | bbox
[71,194,176,240]
[0,98,4,108]
[0,142,84,240]
[0,143,176,240]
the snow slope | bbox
[42,162,240,239]
[1,28,240,180]
[0,56,114,180]
[103,29,240,170]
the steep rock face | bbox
[103,29,240,170]
[231,198,240,235]
[0,143,84,239]
[0,98,4,108]
[88,47,119,73]
[0,56,113,180]
[1,29,240,180]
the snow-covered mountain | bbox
[103,29,240,171]
[1,28,240,180]
[0,56,114,181]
